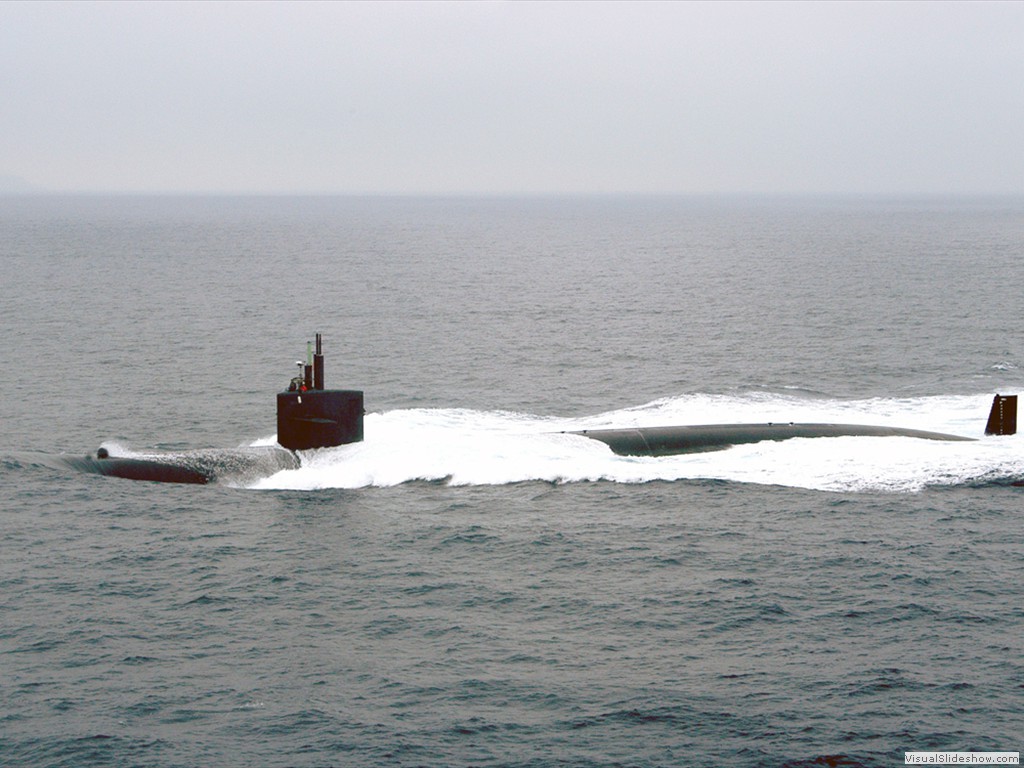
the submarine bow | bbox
[67,446,299,485]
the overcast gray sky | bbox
[2,0,1022,195]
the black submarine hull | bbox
[72,327,1016,484]
[571,422,976,457]
[572,395,1017,457]
[65,446,300,485]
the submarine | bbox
[72,333,1017,484]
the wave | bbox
[247,392,1023,493]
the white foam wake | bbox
[246,393,1023,493]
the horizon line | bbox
[4,189,1024,200]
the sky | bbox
[2,0,1022,196]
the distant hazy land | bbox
[0,174,41,194]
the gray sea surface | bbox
[1,195,1022,766]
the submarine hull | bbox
[69,455,213,483]
[72,331,1015,483]
[66,446,300,485]
[572,422,976,457]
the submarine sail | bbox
[276,332,364,451]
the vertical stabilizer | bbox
[984,394,1018,436]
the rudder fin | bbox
[985,394,1018,436]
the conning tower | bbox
[276,333,364,451]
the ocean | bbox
[1,195,1022,767]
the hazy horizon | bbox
[2,1,1022,197]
